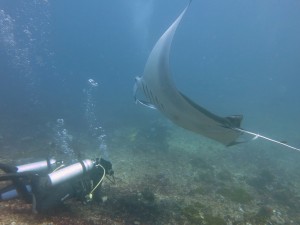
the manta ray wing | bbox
[134,0,242,146]
[134,1,300,151]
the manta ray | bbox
[134,0,300,152]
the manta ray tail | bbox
[234,128,300,152]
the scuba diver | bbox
[0,157,114,214]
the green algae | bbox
[255,206,273,222]
[182,202,225,225]
[218,186,253,204]
[244,206,273,224]
[189,186,205,195]
[247,169,275,191]
[189,157,213,170]
[216,169,233,182]
[205,214,226,225]
[182,203,205,224]
[141,188,155,202]
[195,171,216,184]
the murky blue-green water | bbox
[1,1,300,224]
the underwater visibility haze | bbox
[1,0,300,224]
